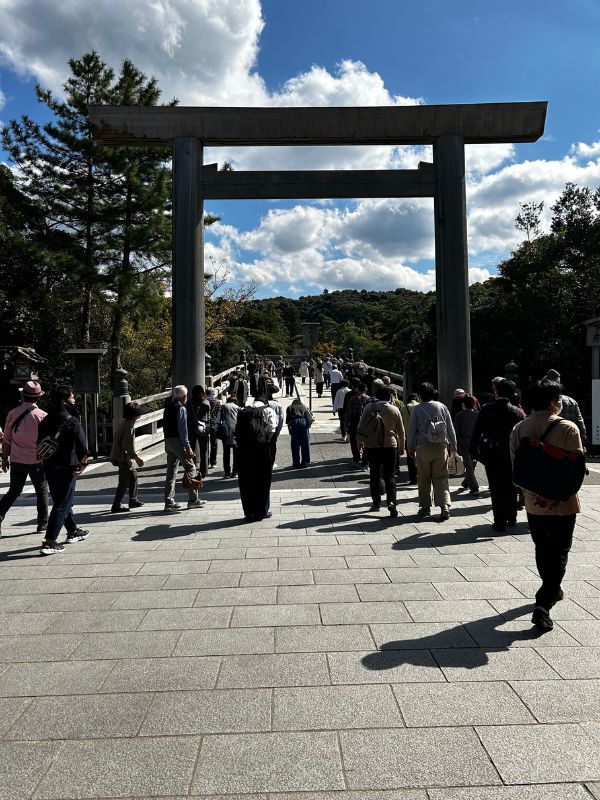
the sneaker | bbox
[129,500,144,509]
[556,588,565,602]
[230,472,237,479]
[492,523,506,533]
[187,499,206,509]
[418,507,431,517]
[165,502,182,512]
[110,505,129,513]
[66,529,90,543]
[36,523,48,534]
[369,504,381,512]
[469,489,480,495]
[272,463,279,470]
[40,540,65,555]
[388,503,398,518]
[532,605,553,631]
[507,518,517,527]
[440,505,450,521]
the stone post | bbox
[433,134,472,405]
[172,137,205,388]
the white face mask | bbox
[554,398,563,415]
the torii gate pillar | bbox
[434,134,472,402]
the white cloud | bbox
[571,140,600,159]
[0,86,5,109]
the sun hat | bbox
[21,381,44,400]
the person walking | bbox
[357,385,405,517]
[510,378,583,630]
[323,358,332,389]
[406,382,456,520]
[235,393,276,520]
[346,382,371,467]
[0,381,49,537]
[267,385,284,469]
[471,378,524,532]
[333,379,351,441]
[37,386,90,555]
[163,385,204,512]
[186,385,211,478]
[110,401,144,512]
[286,398,313,467]
[314,361,324,398]
[233,371,250,407]
[400,392,419,484]
[543,369,587,446]
[282,362,296,397]
[299,359,310,385]
[329,362,344,405]
[454,394,480,494]
[219,388,240,478]
[206,387,221,469]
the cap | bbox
[21,381,44,399]
[454,388,466,397]
[545,369,561,382]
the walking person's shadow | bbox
[361,603,548,673]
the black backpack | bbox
[513,418,586,503]
[235,406,269,445]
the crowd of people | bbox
[0,358,587,631]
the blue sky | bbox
[1,0,599,297]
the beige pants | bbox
[416,443,450,509]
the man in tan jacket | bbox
[510,379,583,631]
[357,386,405,517]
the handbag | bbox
[513,419,586,503]
[182,472,203,491]
[35,424,65,462]
[447,453,465,477]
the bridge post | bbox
[433,134,472,404]
[172,137,205,388]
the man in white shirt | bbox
[323,358,332,389]
[329,363,344,405]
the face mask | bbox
[65,401,78,415]
[555,399,563,415]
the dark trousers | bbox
[290,419,310,465]
[238,444,272,519]
[285,377,295,396]
[209,430,218,467]
[485,460,517,527]
[0,462,48,527]
[44,466,78,542]
[528,513,576,610]
[316,381,324,397]
[348,429,365,464]
[223,444,238,476]
[337,410,346,437]
[113,464,138,508]
[194,436,208,477]
[269,431,280,465]
[406,452,417,482]
[367,447,397,507]
[331,383,341,404]
[324,373,331,388]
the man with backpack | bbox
[471,378,524,532]
[510,379,584,631]
[346,382,371,467]
[407,382,456,520]
[286,398,313,468]
[357,385,405,517]
[218,387,240,479]
[235,393,277,520]
[0,381,48,537]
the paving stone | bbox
[5,691,153,740]
[465,619,580,647]
[0,594,35,612]
[193,586,277,606]
[0,740,60,799]
[209,557,278,573]
[137,606,232,630]
[70,630,180,659]
[434,647,562,681]
[394,681,535,726]
[278,556,349,570]
[101,656,220,692]
[0,658,116,697]
[218,653,330,688]
[510,679,600,722]
[231,603,320,627]
[139,560,213,575]
[0,577,95,594]
[240,570,314,586]
[140,688,271,734]
[273,684,402,730]
[559,620,600,645]
[490,598,594,621]
[0,611,58,635]
[328,649,445,684]
[65,561,146,577]
[85,574,168,592]
[370,622,476,650]
[344,555,419,570]
[43,609,146,633]
[340,726,501,789]
[111,589,199,609]
[175,627,275,656]
[404,599,497,622]
[534,646,600,678]
[320,601,411,625]
[0,697,29,734]
[186,547,247,560]
[510,580,600,598]
[275,624,374,652]
[0,633,81,662]
[567,596,600,617]
[164,572,241,589]
[309,544,375,557]
[386,567,466,583]
[433,581,525,599]
[356,582,441,601]
[313,568,390,584]
[35,735,201,799]
[277,584,360,604]
[477,723,600,783]
[457,566,537,581]
[409,552,490,566]
[191,731,344,794]
[428,784,591,799]
[275,790,426,799]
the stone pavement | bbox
[1,393,600,798]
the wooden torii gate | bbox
[88,102,547,402]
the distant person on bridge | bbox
[163,385,204,512]
[333,379,351,441]
[218,387,240,479]
[314,361,324,398]
[187,385,211,478]
[286,398,314,468]
[299,360,310,385]
[282,362,295,397]
[267,384,284,469]
[0,381,48,538]
[329,362,344,404]
[345,382,371,467]
[322,358,332,389]
[235,392,277,520]
[544,369,587,446]
[233,372,249,407]
[206,387,221,470]
[110,401,144,513]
